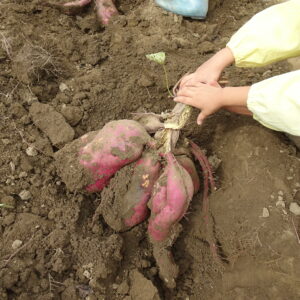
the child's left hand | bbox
[174,81,224,125]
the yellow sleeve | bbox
[227,0,300,67]
[247,70,300,136]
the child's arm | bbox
[227,0,300,67]
[180,0,300,87]
[247,70,300,136]
[175,82,250,125]
[175,70,300,136]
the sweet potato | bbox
[95,0,119,25]
[148,152,194,241]
[79,120,152,192]
[176,155,200,194]
[122,153,161,227]
[148,169,167,215]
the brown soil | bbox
[1,0,300,299]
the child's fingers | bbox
[176,87,196,98]
[174,95,193,106]
[179,75,192,88]
[197,112,207,125]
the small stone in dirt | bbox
[83,270,92,279]
[12,239,23,249]
[26,146,38,157]
[9,162,15,173]
[19,171,28,178]
[262,207,269,218]
[277,195,283,201]
[1,138,10,145]
[276,199,285,208]
[19,190,31,201]
[289,202,300,216]
[59,83,69,92]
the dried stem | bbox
[0,32,12,59]
[291,216,300,245]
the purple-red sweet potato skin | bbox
[79,120,151,192]
[122,153,161,227]
[148,153,194,241]
[176,155,200,194]
[148,169,167,215]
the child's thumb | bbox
[197,112,206,125]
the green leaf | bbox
[146,52,166,65]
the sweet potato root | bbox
[148,152,194,241]
[122,152,161,227]
[79,120,153,192]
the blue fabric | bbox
[155,0,208,19]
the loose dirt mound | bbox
[1,0,300,299]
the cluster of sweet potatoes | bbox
[77,119,210,240]
[55,110,215,288]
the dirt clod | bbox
[29,102,75,148]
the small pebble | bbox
[12,239,23,250]
[262,207,270,218]
[19,190,31,200]
[59,83,69,92]
[276,199,285,208]
[1,138,10,145]
[19,171,28,178]
[9,162,15,173]
[26,146,38,157]
[289,202,300,216]
[83,270,91,279]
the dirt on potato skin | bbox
[1,0,300,300]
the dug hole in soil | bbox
[1,0,300,299]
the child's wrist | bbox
[221,86,250,107]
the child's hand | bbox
[179,63,222,88]
[179,47,235,89]
[174,81,224,125]
[174,80,250,125]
